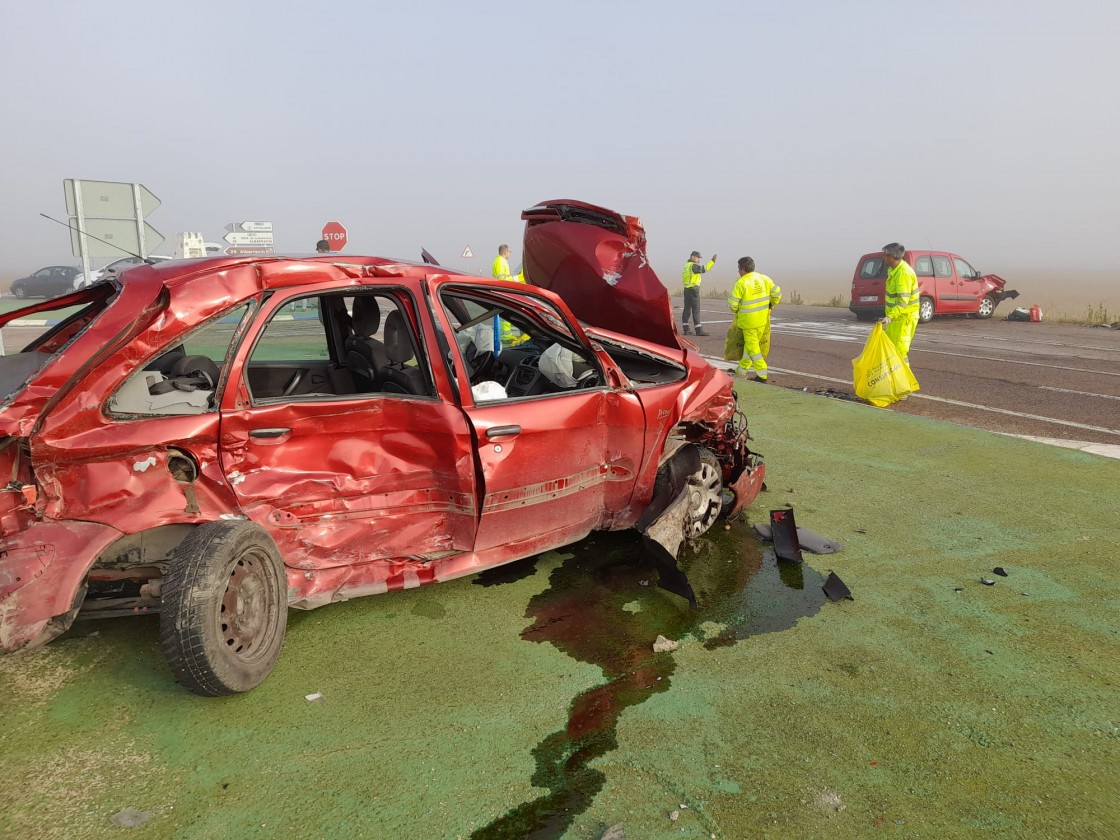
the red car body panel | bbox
[523,200,681,351]
[0,205,764,658]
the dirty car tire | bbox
[977,296,995,319]
[160,521,288,696]
[918,296,935,323]
[684,448,730,539]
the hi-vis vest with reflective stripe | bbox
[682,259,714,289]
[492,255,511,281]
[885,260,919,319]
[729,272,781,328]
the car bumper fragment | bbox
[0,520,124,653]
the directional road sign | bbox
[225,221,273,233]
[69,218,165,259]
[461,246,474,258]
[223,231,275,246]
[64,179,161,220]
[224,246,275,256]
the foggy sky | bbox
[3,0,1118,293]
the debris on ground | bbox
[770,509,804,563]
[652,635,679,653]
[993,567,1008,577]
[669,809,680,822]
[110,808,151,828]
[822,571,853,601]
[799,386,864,403]
[599,823,625,840]
[304,692,325,703]
[814,789,846,816]
[753,523,843,554]
[981,578,996,586]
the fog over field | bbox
[2,2,1117,316]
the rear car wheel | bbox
[918,296,935,323]
[976,296,995,318]
[684,449,730,538]
[160,521,288,696]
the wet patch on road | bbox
[473,556,541,588]
[472,524,826,838]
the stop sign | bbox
[321,221,347,252]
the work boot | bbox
[682,324,692,335]
[694,326,709,336]
[752,375,769,383]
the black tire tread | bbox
[159,521,287,697]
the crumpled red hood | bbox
[522,200,682,352]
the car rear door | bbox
[431,281,646,555]
[219,287,479,572]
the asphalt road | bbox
[684,301,1120,447]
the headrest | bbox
[167,355,221,390]
[352,296,382,336]
[384,310,413,364]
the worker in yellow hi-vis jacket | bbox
[727,256,782,381]
[879,242,920,364]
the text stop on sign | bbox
[321,221,348,252]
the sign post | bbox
[321,221,347,252]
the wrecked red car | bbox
[0,200,764,695]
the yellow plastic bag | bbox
[852,323,920,407]
[723,324,744,361]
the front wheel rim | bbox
[685,461,723,537]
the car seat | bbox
[378,310,427,395]
[344,297,387,389]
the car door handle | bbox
[249,427,292,439]
[486,425,521,439]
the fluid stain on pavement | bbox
[472,523,826,839]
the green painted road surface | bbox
[1,384,1117,839]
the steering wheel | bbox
[468,350,495,383]
[577,369,601,389]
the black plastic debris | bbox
[635,446,701,608]
[981,578,996,586]
[993,567,1008,577]
[822,571,853,601]
[770,509,803,563]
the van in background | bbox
[849,250,1018,323]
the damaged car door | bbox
[434,283,647,555]
[218,288,479,592]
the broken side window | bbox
[439,288,601,401]
[108,304,250,417]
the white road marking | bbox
[703,355,1120,438]
[1040,386,1120,401]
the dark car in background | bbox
[9,266,82,298]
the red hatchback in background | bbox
[849,249,1018,323]
[0,200,765,696]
